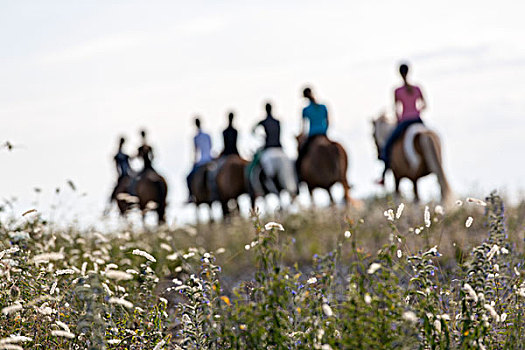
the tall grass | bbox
[0,193,524,349]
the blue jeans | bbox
[381,118,423,169]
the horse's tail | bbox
[419,132,452,203]
[275,152,298,196]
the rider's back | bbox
[395,85,422,122]
[194,131,212,165]
[259,116,282,149]
[303,103,328,136]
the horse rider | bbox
[114,136,131,179]
[221,112,239,157]
[296,86,329,179]
[186,117,213,202]
[137,129,154,171]
[377,63,427,185]
[254,102,282,150]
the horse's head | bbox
[371,114,394,156]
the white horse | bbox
[248,148,298,209]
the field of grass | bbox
[1,193,524,349]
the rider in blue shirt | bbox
[186,117,213,202]
[296,87,329,178]
[114,137,130,179]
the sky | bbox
[1,0,524,226]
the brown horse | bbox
[190,154,248,219]
[111,169,168,224]
[296,134,351,205]
[372,115,452,203]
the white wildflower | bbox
[414,228,421,235]
[321,345,332,350]
[50,280,58,295]
[250,240,258,248]
[483,303,500,322]
[56,321,70,332]
[174,266,183,272]
[396,203,405,219]
[344,230,351,238]
[465,216,473,228]
[81,262,87,275]
[105,270,134,281]
[367,263,381,274]
[0,345,24,350]
[160,243,172,252]
[494,264,499,272]
[126,269,139,275]
[514,267,520,276]
[439,314,451,321]
[518,288,525,298]
[182,252,195,259]
[466,197,487,206]
[264,222,284,231]
[153,339,166,350]
[402,311,418,323]
[487,245,500,261]
[0,247,20,260]
[364,294,372,304]
[33,252,64,264]
[0,335,32,344]
[383,209,394,221]
[455,200,463,206]
[216,247,226,254]
[109,297,134,309]
[35,306,55,315]
[424,206,431,227]
[500,313,507,322]
[132,249,156,262]
[51,330,75,339]
[1,303,22,315]
[107,339,120,345]
[423,245,438,256]
[307,277,317,284]
[244,244,250,251]
[433,319,442,333]
[463,283,478,303]
[55,269,75,276]
[397,250,403,258]
[501,247,509,254]
[322,304,333,317]
[166,252,179,260]
[434,205,444,216]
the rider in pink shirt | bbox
[377,63,427,185]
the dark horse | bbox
[111,168,168,224]
[296,134,351,205]
[191,154,248,220]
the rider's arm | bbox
[394,91,401,121]
[301,109,307,135]
[418,87,427,114]
[325,105,329,128]
[193,139,198,164]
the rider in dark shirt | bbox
[222,112,239,157]
[114,137,130,179]
[254,103,282,149]
[137,129,154,171]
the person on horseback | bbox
[221,112,239,157]
[296,87,329,179]
[114,136,130,179]
[137,129,154,171]
[186,117,213,202]
[254,102,282,150]
[377,63,427,185]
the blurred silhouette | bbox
[248,102,297,209]
[186,117,213,203]
[114,137,131,179]
[137,129,154,171]
[221,112,239,157]
[295,87,352,205]
[377,63,427,185]
[110,130,168,224]
[372,114,452,203]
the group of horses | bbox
[109,116,452,225]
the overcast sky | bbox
[1,0,524,225]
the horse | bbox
[190,154,248,220]
[296,134,351,205]
[111,168,168,224]
[247,147,298,210]
[372,115,452,203]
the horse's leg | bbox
[157,204,166,225]
[413,179,420,203]
[221,200,230,220]
[327,188,336,206]
[394,176,401,199]
[308,185,316,208]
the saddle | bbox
[403,124,428,171]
